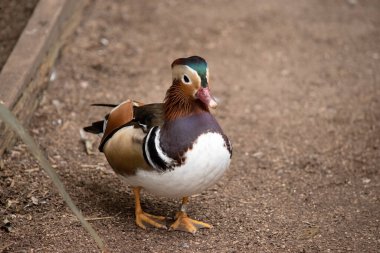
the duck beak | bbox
[196,87,218,109]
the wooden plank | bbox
[0,0,89,155]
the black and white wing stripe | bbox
[143,126,175,171]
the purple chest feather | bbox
[159,112,231,162]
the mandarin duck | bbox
[84,56,232,234]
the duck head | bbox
[164,56,217,120]
[171,56,217,109]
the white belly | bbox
[119,132,231,198]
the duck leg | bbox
[169,196,212,234]
[133,187,167,230]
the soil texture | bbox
[1,0,380,252]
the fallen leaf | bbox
[80,129,94,155]
[299,226,320,240]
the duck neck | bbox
[164,82,209,121]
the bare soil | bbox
[0,0,39,71]
[1,0,380,252]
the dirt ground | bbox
[0,0,39,71]
[1,0,380,252]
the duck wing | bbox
[83,100,164,152]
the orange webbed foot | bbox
[135,210,167,230]
[133,187,167,230]
[169,211,212,234]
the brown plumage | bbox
[92,101,165,175]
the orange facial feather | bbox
[164,81,208,121]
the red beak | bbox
[196,87,218,109]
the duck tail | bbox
[90,103,118,108]
[83,120,105,134]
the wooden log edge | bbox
[0,0,90,156]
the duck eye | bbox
[182,74,191,84]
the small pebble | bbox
[347,0,358,5]
[100,37,109,46]
[362,178,370,184]
[181,243,189,248]
[31,196,39,205]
